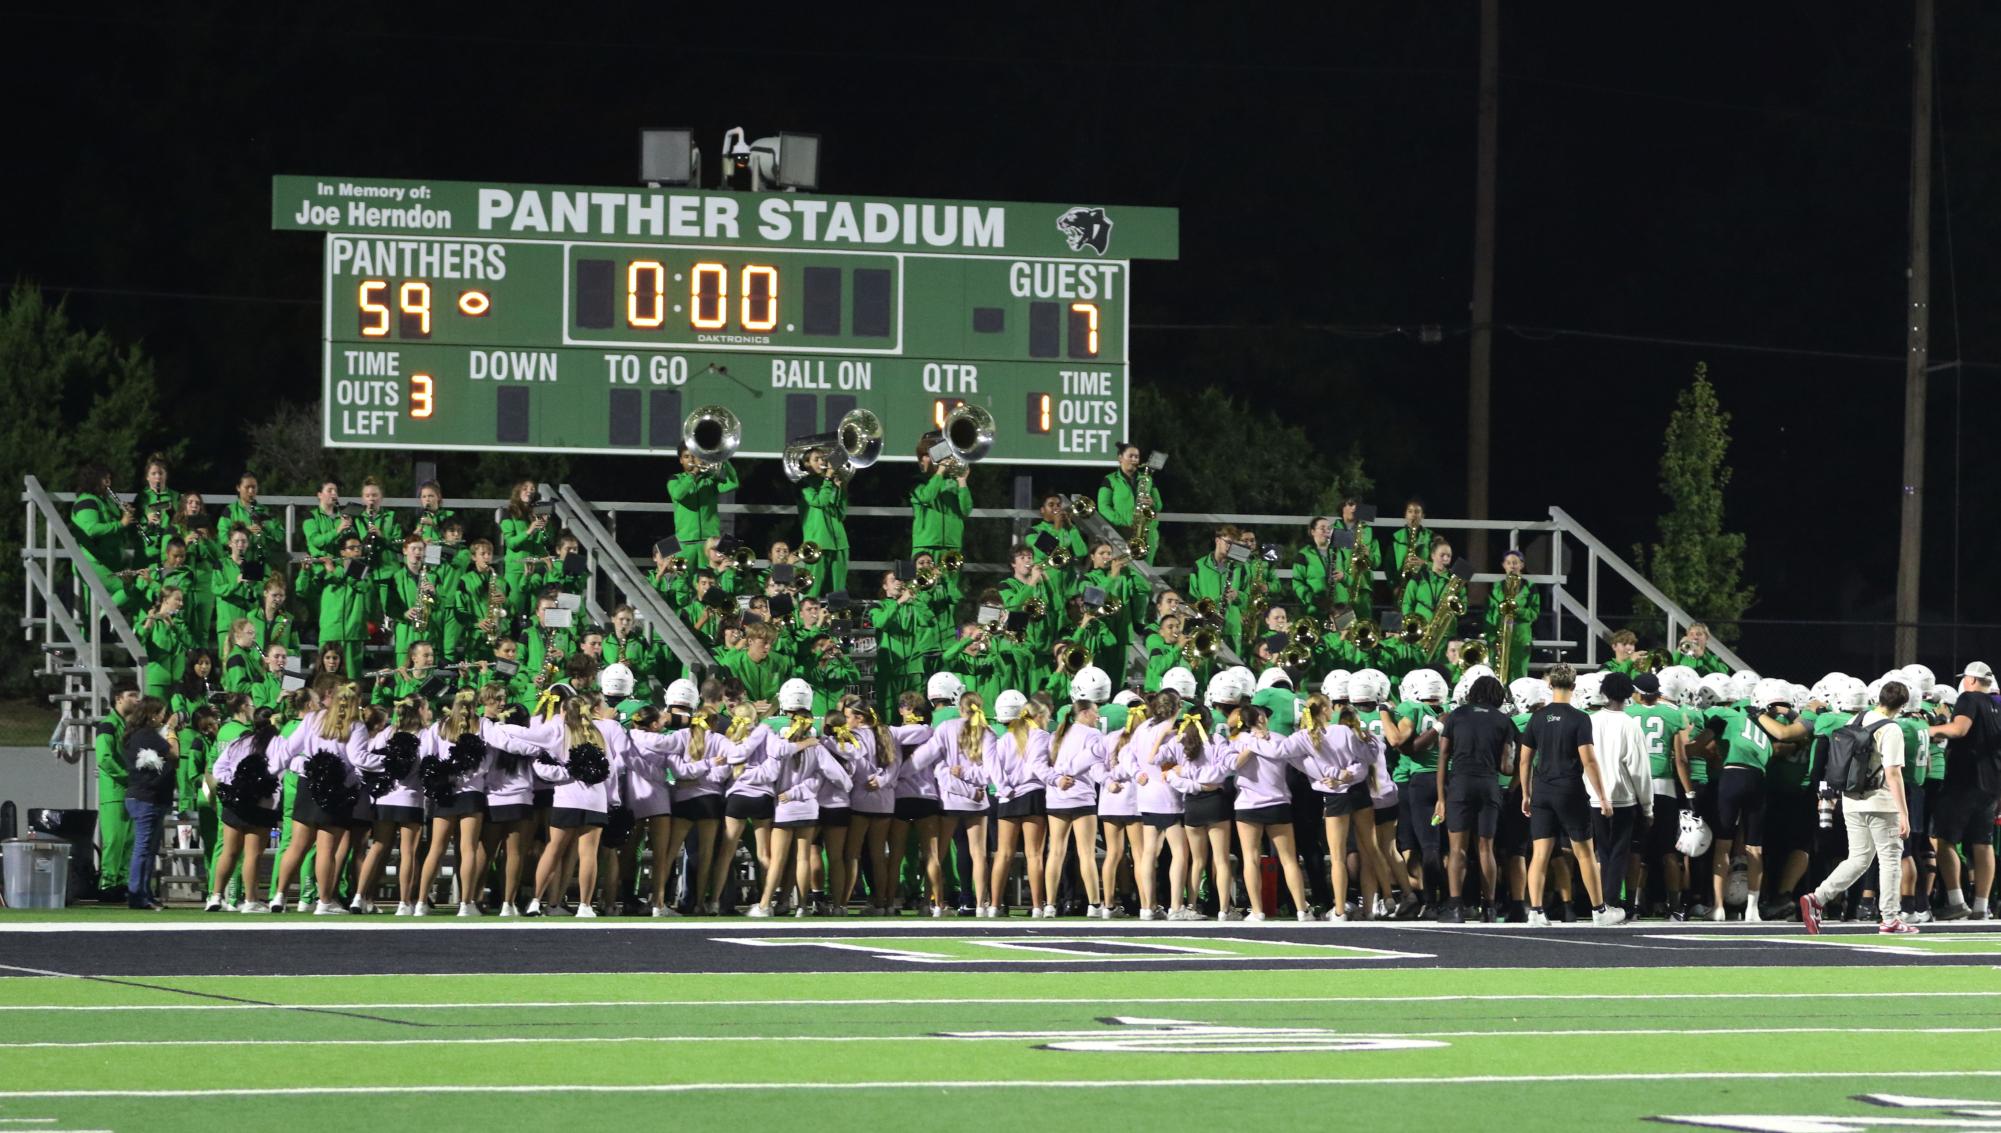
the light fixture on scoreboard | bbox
[639,128,700,187]
[721,127,822,192]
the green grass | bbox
[0,967,1997,1130]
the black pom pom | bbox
[304,751,358,815]
[450,732,488,770]
[378,731,420,780]
[566,742,610,786]
[361,770,396,799]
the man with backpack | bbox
[1928,660,2001,920]
[1800,680,1916,935]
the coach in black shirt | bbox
[1929,660,2001,920]
[1434,674,1517,922]
[1519,665,1623,927]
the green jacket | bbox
[1481,578,1540,639]
[95,713,128,802]
[139,613,192,690]
[217,501,285,567]
[500,516,554,579]
[1028,520,1088,565]
[312,562,373,641]
[176,728,212,812]
[797,479,849,551]
[211,557,265,641]
[870,597,927,675]
[1095,471,1160,549]
[70,492,135,574]
[250,608,301,655]
[910,472,972,551]
[667,463,740,544]
[1390,524,1436,579]
[301,507,351,559]
[719,649,794,705]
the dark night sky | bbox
[10,4,2001,674]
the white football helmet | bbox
[1752,677,1794,708]
[1351,669,1392,706]
[1696,673,1734,709]
[1902,664,1936,697]
[1510,677,1552,712]
[993,689,1028,723]
[1676,811,1714,857]
[1831,676,1868,714]
[1864,678,1888,711]
[1659,665,1701,704]
[1575,671,1606,709]
[1256,666,1293,692]
[1727,670,1761,703]
[1159,666,1198,700]
[1409,669,1448,703]
[1932,683,1957,708]
[664,678,700,709]
[1453,664,1496,705]
[1112,688,1144,708]
[777,678,815,713]
[1205,672,1238,708]
[1321,669,1352,701]
[1070,665,1113,705]
[598,662,635,699]
[926,671,966,703]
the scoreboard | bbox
[272,175,1178,465]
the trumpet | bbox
[1054,642,1093,675]
[1093,595,1123,619]
[797,541,823,565]
[1636,648,1673,674]
[1459,639,1489,668]
[940,551,964,574]
[682,404,742,468]
[913,564,941,590]
[659,555,689,578]
[730,544,756,569]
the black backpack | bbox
[1824,716,1895,797]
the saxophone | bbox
[1130,467,1157,558]
[1417,574,1468,660]
[481,570,507,648]
[1496,573,1523,679]
[411,563,437,635]
[1398,523,1428,583]
[1346,526,1374,614]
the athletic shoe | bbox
[1879,917,1920,935]
[1936,903,1970,921]
[1799,893,1823,935]
[393,903,414,917]
[1526,909,1549,927]
[498,903,519,918]
[1106,904,1128,918]
[1040,904,1057,919]
[1244,911,1268,923]
[524,899,543,918]
[203,893,223,912]
[1139,908,1158,921]
[1085,904,1103,919]
[1708,906,1726,922]
[238,901,270,914]
[457,902,480,918]
[313,901,351,916]
[1908,906,1934,925]
[929,905,944,918]
[1482,904,1499,924]
[1325,910,1348,923]
[1166,907,1202,921]
[1971,908,1992,921]
[1591,905,1627,927]
[1436,904,1465,924]
[746,903,771,918]
[575,905,598,919]
[222,897,240,912]
[1855,898,1880,923]
[413,901,432,917]
[1744,901,1762,923]
[1219,908,1244,922]
[651,906,678,918]
[268,900,287,914]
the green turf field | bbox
[1,967,1997,1131]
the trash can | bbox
[2,837,71,909]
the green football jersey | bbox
[1624,701,1686,781]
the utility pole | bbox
[1467,0,1499,572]
[1895,0,1934,663]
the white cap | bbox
[598,662,635,699]
[926,671,966,702]
[994,689,1028,722]
[1960,661,1995,685]
[1070,665,1112,705]
[1256,666,1293,692]
[778,678,815,713]
[1159,666,1197,700]
[664,678,700,710]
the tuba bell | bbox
[1399,613,1425,645]
[837,408,884,469]
[935,403,995,472]
[1066,493,1097,519]
[796,541,823,565]
[782,408,882,484]
[681,405,741,466]
[1055,642,1093,675]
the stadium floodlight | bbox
[639,128,699,187]
[772,132,820,191]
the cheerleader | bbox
[626,692,724,916]
[1225,681,1314,922]
[1045,666,1112,917]
[887,690,945,916]
[475,684,540,916]
[205,697,280,913]
[988,690,1052,917]
[1178,675,1242,920]
[519,693,624,917]
[354,699,427,914]
[1351,671,1408,916]
[657,680,733,915]
[272,684,374,915]
[911,691,994,916]
[1095,695,1147,918]
[711,701,783,915]
[745,679,851,916]
[839,698,902,915]
[1282,688,1376,921]
[810,701,861,915]
[1133,686,1198,921]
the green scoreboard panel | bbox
[273,175,1178,465]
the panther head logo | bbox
[1056,207,1113,255]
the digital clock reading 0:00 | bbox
[567,248,900,349]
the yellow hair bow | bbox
[964,706,988,733]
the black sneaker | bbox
[1436,903,1466,924]
[1553,902,1577,923]
[1855,897,1880,922]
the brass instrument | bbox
[1497,573,1524,679]
[940,551,964,573]
[1066,494,1098,520]
[1635,648,1672,674]
[1348,525,1375,610]
[1130,465,1157,558]
[682,404,742,468]
[1093,594,1123,619]
[797,541,824,565]
[1187,623,1222,660]
[1399,613,1425,646]
[1022,595,1048,620]
[481,571,507,648]
[1275,642,1313,669]
[1192,597,1222,622]
[730,545,756,569]
[933,402,996,475]
[1046,546,1073,570]
[660,555,689,578]
[1416,575,1468,660]
[1055,642,1093,675]
[913,564,941,591]
[781,408,883,485]
[410,564,437,635]
[1343,618,1382,652]
[1398,522,1428,582]
[1459,639,1489,669]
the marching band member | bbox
[500,480,553,614]
[1188,525,1249,655]
[216,472,283,571]
[796,449,850,595]
[1483,550,1539,682]
[909,435,972,558]
[668,443,740,558]
[1096,443,1161,563]
[1400,539,1459,664]
[1029,492,1088,566]
[137,586,191,698]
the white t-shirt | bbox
[1585,709,1651,816]
[1846,712,1905,815]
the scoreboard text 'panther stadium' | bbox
[274,175,1180,465]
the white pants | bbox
[1813,809,1901,920]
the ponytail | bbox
[439,689,480,743]
[562,695,597,750]
[317,683,362,740]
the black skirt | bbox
[532,787,554,809]
[431,790,486,819]
[221,802,279,834]
[675,794,724,821]
[996,792,1047,820]
[1236,802,1295,827]
[487,802,536,824]
[376,804,426,826]
[1322,783,1372,818]
[549,807,608,830]
[893,797,943,821]
[1140,811,1184,830]
[291,789,353,829]
[817,806,852,829]
[1184,791,1231,828]
[1046,804,1097,820]
[724,793,776,821]
[774,816,820,831]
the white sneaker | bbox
[524,899,543,917]
[575,905,598,919]
[1105,904,1127,919]
[239,901,270,914]
[702,902,721,916]
[1296,910,1314,923]
[1708,905,1726,922]
[1139,907,1157,921]
[651,906,678,918]
[1040,904,1057,919]
[1026,906,1042,919]
[268,900,286,914]
[203,893,222,912]
[413,901,432,917]
[395,902,414,916]
[1219,908,1244,921]
[457,902,480,918]
[928,905,944,918]
[1909,907,1935,924]
[313,901,351,916]
[221,897,240,912]
[1592,906,1628,927]
[1244,911,1267,923]
[1170,907,1204,921]
[979,905,997,919]
[350,899,376,915]
[499,903,519,918]
[746,904,772,918]
[1526,909,1549,927]
[1325,911,1348,923]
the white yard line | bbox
[2,989,1998,1012]
[3,1071,2001,1099]
[2,1025,1998,1051]
[10,918,1974,934]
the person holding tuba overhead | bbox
[1482,548,1539,682]
[1097,442,1162,564]
[669,406,742,558]
[785,409,882,596]
[911,404,988,559]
